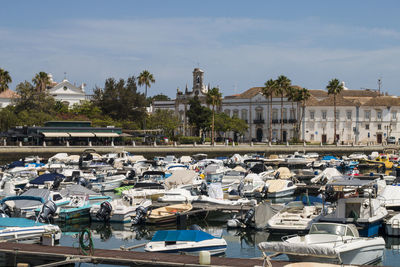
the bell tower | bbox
[192,68,204,95]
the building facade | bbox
[153,68,400,144]
[47,74,86,107]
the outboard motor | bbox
[0,202,11,217]
[108,158,115,165]
[78,156,83,168]
[52,176,63,190]
[238,182,244,197]
[200,182,208,196]
[243,208,255,226]
[77,177,88,187]
[132,206,148,225]
[96,201,113,222]
[127,170,135,180]
[274,171,280,179]
[261,184,269,197]
[38,200,57,224]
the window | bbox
[365,110,371,120]
[282,108,287,120]
[290,109,295,120]
[310,111,315,120]
[310,134,314,140]
[346,111,352,120]
[335,111,340,120]
[233,109,239,118]
[322,111,327,120]
[392,111,397,120]
[366,124,370,130]
[378,124,382,130]
[272,109,278,120]
[224,109,230,117]
[241,109,248,122]
[377,110,382,120]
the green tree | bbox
[32,72,50,92]
[262,79,277,141]
[206,87,222,145]
[0,68,12,93]
[187,96,211,136]
[327,78,344,143]
[13,81,57,114]
[276,75,292,142]
[214,112,231,137]
[0,106,18,131]
[148,93,170,104]
[230,116,248,139]
[92,76,146,125]
[71,100,102,119]
[147,109,180,138]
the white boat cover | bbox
[266,180,288,193]
[258,242,338,258]
[208,183,223,200]
[60,184,100,197]
[273,167,292,179]
[310,168,342,184]
[164,170,198,189]
[379,185,400,205]
[233,166,246,172]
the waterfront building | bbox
[153,68,400,144]
[0,89,19,108]
[47,74,87,107]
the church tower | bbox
[192,68,205,95]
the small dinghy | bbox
[258,222,385,265]
[146,203,193,224]
[145,229,227,255]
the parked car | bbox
[387,136,396,144]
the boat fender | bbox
[362,199,370,209]
[243,208,255,226]
[132,205,148,225]
[261,184,269,195]
[274,171,280,179]
[38,200,57,224]
[96,201,113,222]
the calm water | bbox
[55,218,399,267]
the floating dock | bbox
[0,242,288,267]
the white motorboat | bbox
[285,152,314,165]
[258,222,385,265]
[0,217,61,244]
[264,179,297,198]
[385,213,400,236]
[145,229,227,255]
[267,200,323,233]
[90,173,126,192]
[378,185,400,210]
[90,196,152,223]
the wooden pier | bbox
[0,242,288,267]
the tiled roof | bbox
[362,96,400,106]
[0,89,19,99]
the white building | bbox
[153,68,400,144]
[47,74,86,107]
[0,89,19,108]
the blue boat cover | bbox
[295,195,323,205]
[25,162,45,168]
[30,173,65,185]
[151,230,217,242]
[322,156,338,161]
[8,161,24,169]
[0,217,45,227]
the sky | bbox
[1,0,400,97]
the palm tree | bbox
[276,75,292,142]
[32,72,50,92]
[286,86,298,139]
[206,87,222,145]
[0,68,12,93]
[298,88,310,141]
[138,70,155,130]
[262,79,277,142]
[327,78,344,143]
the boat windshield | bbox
[309,224,347,236]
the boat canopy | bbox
[30,173,65,185]
[164,170,198,189]
[258,242,338,258]
[326,178,374,188]
[151,230,217,242]
[322,156,338,161]
[60,184,100,197]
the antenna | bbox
[377,78,382,94]
[64,72,67,80]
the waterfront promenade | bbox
[0,143,396,156]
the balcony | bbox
[253,119,264,124]
[271,119,297,124]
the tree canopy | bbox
[187,96,212,136]
[0,68,12,93]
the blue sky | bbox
[1,0,400,97]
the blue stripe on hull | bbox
[150,245,227,254]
